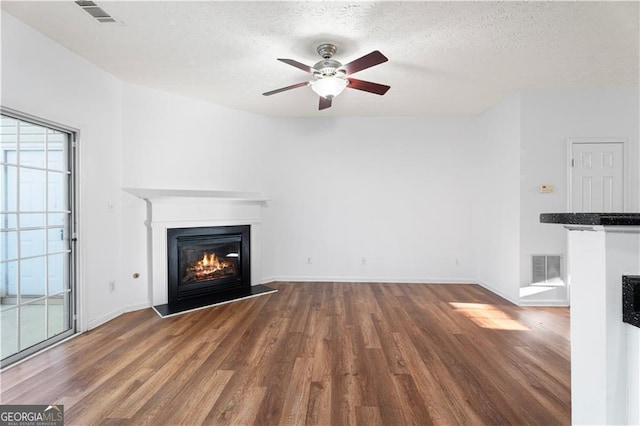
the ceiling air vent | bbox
[75,1,119,23]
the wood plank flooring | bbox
[0,282,571,425]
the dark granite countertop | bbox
[540,213,640,226]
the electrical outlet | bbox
[109,281,116,293]
[306,257,313,264]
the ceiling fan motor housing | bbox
[316,43,337,59]
[313,59,345,79]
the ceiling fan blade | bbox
[319,96,332,110]
[277,58,314,73]
[347,78,390,95]
[340,51,388,75]
[262,81,309,96]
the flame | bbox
[183,251,236,284]
[200,253,222,269]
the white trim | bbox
[150,218,262,228]
[73,129,86,333]
[85,301,152,330]
[0,106,81,135]
[87,307,124,330]
[264,276,478,285]
[518,299,569,307]
[567,137,630,212]
[122,187,269,203]
[265,279,535,306]
[475,280,520,305]
[125,301,152,311]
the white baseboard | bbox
[125,301,152,312]
[262,276,478,285]
[475,280,569,307]
[84,280,567,332]
[86,301,153,331]
[518,299,569,307]
[87,307,125,331]
[475,281,520,305]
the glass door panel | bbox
[1,113,75,367]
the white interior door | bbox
[570,141,624,212]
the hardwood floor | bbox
[0,282,571,425]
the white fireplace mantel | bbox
[123,187,269,306]
[123,187,270,203]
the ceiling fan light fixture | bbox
[264,44,389,110]
[310,76,348,99]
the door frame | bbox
[567,137,630,212]
[0,106,81,368]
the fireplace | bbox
[124,188,276,318]
[167,225,251,308]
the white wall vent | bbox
[531,255,563,285]
[75,1,119,23]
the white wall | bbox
[120,83,271,311]
[519,88,640,303]
[119,90,478,296]
[470,94,522,303]
[1,12,124,330]
[469,88,640,305]
[4,9,639,332]
[261,117,476,283]
[121,83,270,192]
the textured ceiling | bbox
[2,1,639,117]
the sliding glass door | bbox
[1,111,76,367]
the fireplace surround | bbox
[123,188,276,318]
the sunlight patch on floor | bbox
[449,302,530,331]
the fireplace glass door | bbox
[178,237,241,286]
[167,225,251,306]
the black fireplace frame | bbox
[167,225,251,307]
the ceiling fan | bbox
[262,43,390,110]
